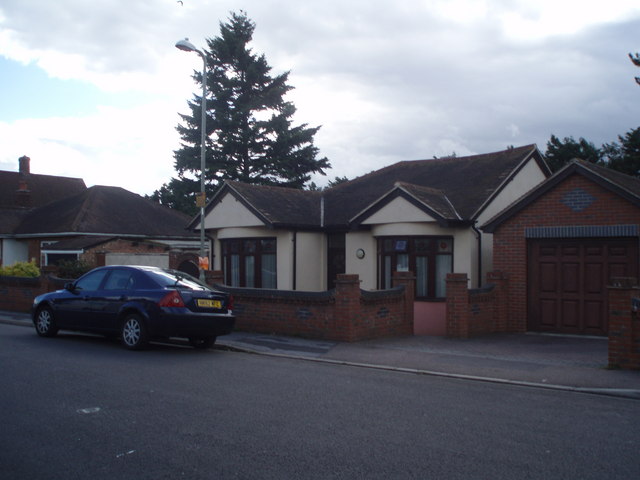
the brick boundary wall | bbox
[445,271,509,338]
[0,275,68,313]
[206,271,414,342]
[608,277,640,370]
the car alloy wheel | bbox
[35,306,58,337]
[121,314,148,350]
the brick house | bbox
[482,160,640,336]
[0,156,200,275]
[193,145,551,335]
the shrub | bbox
[56,259,92,279]
[0,261,41,278]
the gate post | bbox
[446,273,470,338]
[608,277,640,370]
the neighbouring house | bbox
[0,156,201,275]
[192,144,551,335]
[482,159,640,336]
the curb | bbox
[4,317,639,400]
[215,341,640,401]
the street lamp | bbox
[176,38,208,282]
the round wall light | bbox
[356,248,365,259]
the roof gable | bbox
[482,160,640,233]
[195,181,322,230]
[352,182,463,227]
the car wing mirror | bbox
[64,282,76,292]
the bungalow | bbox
[193,144,551,334]
[0,156,201,275]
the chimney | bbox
[19,155,31,175]
[16,155,32,207]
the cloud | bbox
[1,0,639,193]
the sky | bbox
[1,0,639,196]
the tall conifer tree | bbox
[153,11,330,214]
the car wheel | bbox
[189,336,216,350]
[35,306,58,337]
[120,314,148,350]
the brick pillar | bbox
[486,271,509,333]
[446,273,470,338]
[334,274,361,342]
[205,270,224,286]
[608,278,640,370]
[392,271,415,335]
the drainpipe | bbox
[472,222,482,287]
[292,231,297,290]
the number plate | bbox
[197,299,222,309]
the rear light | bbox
[159,290,185,308]
[227,294,234,311]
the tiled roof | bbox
[205,181,323,229]
[0,171,86,208]
[323,144,543,226]
[204,144,546,230]
[15,185,197,238]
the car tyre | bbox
[120,314,148,350]
[189,336,216,350]
[35,306,58,337]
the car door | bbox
[54,269,110,329]
[92,268,135,332]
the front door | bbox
[528,238,638,335]
[327,233,345,290]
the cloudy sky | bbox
[1,0,639,196]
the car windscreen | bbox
[146,269,209,291]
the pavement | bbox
[4,310,640,399]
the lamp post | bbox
[176,38,208,282]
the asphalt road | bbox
[1,324,639,480]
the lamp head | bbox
[175,38,198,53]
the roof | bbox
[0,171,86,209]
[481,160,640,233]
[0,170,88,235]
[200,144,548,230]
[14,185,197,239]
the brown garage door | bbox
[528,238,638,336]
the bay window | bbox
[221,238,277,288]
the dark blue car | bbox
[32,265,235,350]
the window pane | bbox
[437,239,452,253]
[230,254,240,287]
[104,270,133,290]
[261,253,277,289]
[244,240,257,254]
[75,270,108,291]
[435,254,452,297]
[245,256,255,288]
[261,239,276,253]
[397,254,409,271]
[394,240,407,252]
[416,256,428,297]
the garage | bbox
[482,160,640,336]
[528,238,638,335]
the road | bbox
[1,323,638,479]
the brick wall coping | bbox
[360,286,404,300]
[211,284,334,302]
[469,283,496,295]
